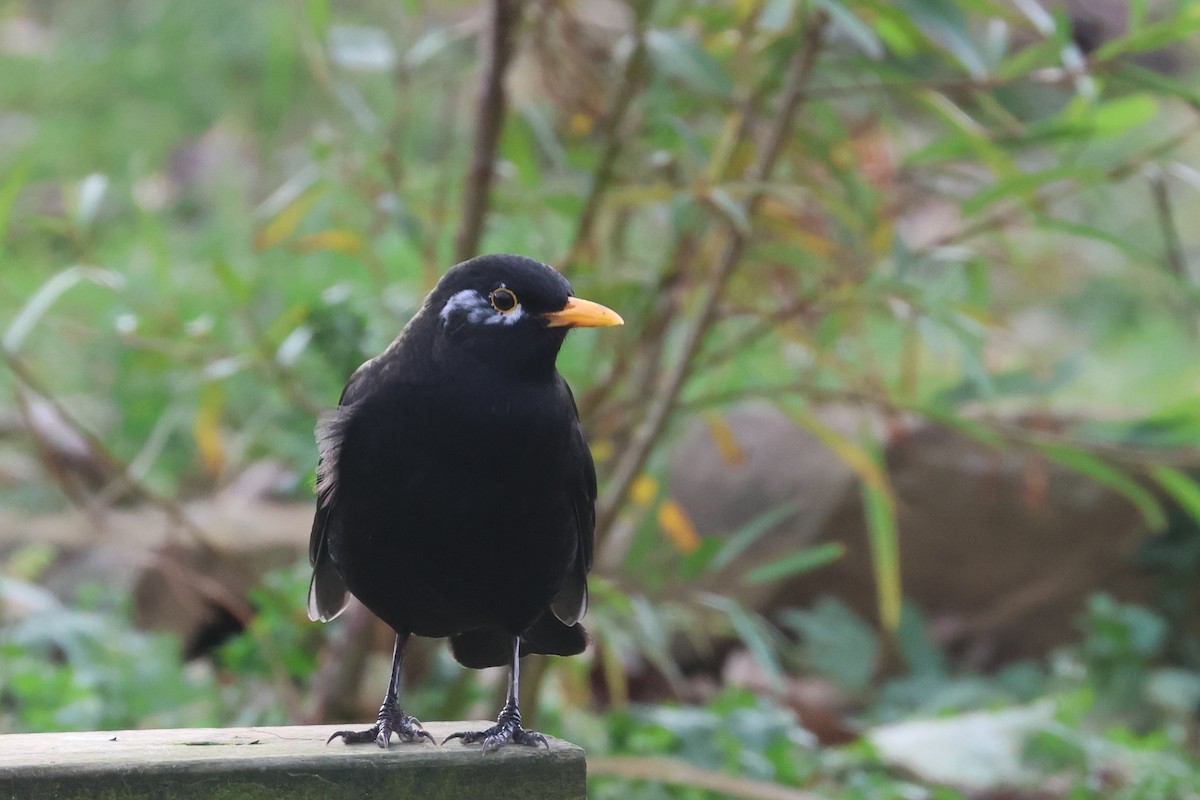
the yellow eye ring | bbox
[489,287,519,314]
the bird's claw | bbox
[442,713,549,753]
[328,705,435,748]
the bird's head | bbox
[427,254,622,375]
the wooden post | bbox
[0,723,585,800]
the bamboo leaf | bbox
[1117,63,1200,107]
[0,161,29,248]
[785,403,894,503]
[1150,466,1200,527]
[193,383,226,477]
[742,542,845,585]
[705,187,751,236]
[1093,7,1200,61]
[1035,216,1160,269]
[4,266,125,353]
[405,28,458,69]
[294,228,367,256]
[709,502,800,574]
[862,474,901,632]
[1087,94,1159,137]
[305,0,331,40]
[703,411,747,466]
[254,182,327,251]
[645,29,733,96]
[813,0,884,59]
[698,594,785,690]
[962,165,1086,216]
[759,0,798,33]
[1037,443,1166,530]
[658,498,701,554]
[893,0,987,77]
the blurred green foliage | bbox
[3,0,1200,796]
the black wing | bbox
[550,379,595,627]
[306,359,378,622]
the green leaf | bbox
[706,502,800,575]
[759,0,798,33]
[904,91,1018,176]
[995,35,1068,81]
[501,115,541,187]
[405,28,456,69]
[253,182,327,251]
[3,266,125,354]
[785,401,894,502]
[1034,216,1160,270]
[1116,63,1200,108]
[813,0,884,59]
[894,0,987,77]
[1150,466,1200,528]
[742,542,845,585]
[867,5,923,57]
[699,594,785,690]
[0,161,29,248]
[962,164,1083,216]
[680,537,725,579]
[704,187,750,236]
[1087,94,1159,137]
[779,598,879,691]
[305,0,330,40]
[863,471,902,632]
[913,404,1005,449]
[1093,7,1200,61]
[933,359,1081,405]
[1037,444,1166,530]
[645,29,733,96]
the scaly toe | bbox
[327,726,381,746]
[328,710,434,748]
[444,719,548,752]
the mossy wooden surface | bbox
[0,722,585,800]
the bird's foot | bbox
[327,704,435,748]
[442,707,548,753]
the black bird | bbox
[308,254,622,751]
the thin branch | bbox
[1147,164,1188,282]
[2,347,213,546]
[677,381,877,414]
[917,120,1200,254]
[236,308,323,419]
[805,62,1111,99]
[594,12,830,540]
[560,1,652,268]
[454,0,522,263]
[804,43,1195,104]
[578,233,697,424]
[424,76,464,287]
[992,422,1200,471]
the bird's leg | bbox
[327,633,434,748]
[443,636,549,752]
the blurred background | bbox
[2,0,1200,797]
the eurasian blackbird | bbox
[307,254,622,751]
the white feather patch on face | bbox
[438,288,524,327]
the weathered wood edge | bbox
[0,723,586,800]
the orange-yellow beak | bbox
[542,296,624,328]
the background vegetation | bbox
[2,0,1200,797]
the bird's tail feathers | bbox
[307,548,350,622]
[449,611,589,669]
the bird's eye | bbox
[489,287,519,314]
